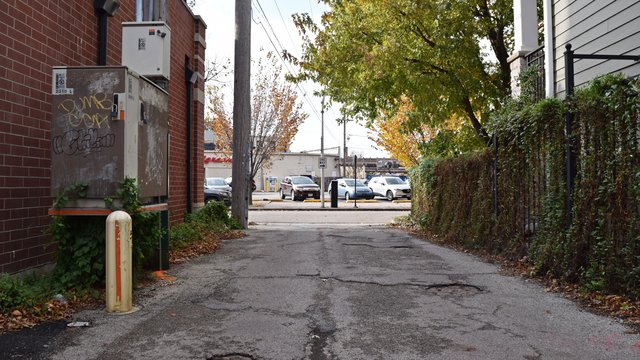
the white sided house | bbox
[509,0,640,99]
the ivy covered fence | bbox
[411,75,640,299]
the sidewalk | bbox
[249,192,412,211]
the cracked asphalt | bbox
[8,209,640,359]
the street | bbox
[7,208,640,359]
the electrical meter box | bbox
[51,66,168,200]
[122,22,171,80]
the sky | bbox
[192,0,389,158]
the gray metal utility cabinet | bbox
[51,66,169,202]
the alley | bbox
[33,211,640,359]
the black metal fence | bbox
[525,46,546,101]
[491,131,548,240]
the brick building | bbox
[0,0,206,273]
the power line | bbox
[254,0,288,59]
[272,0,298,52]
[308,0,315,18]
[252,1,316,110]
[252,0,340,144]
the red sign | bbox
[204,155,232,164]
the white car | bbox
[368,176,411,201]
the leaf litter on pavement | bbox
[0,230,245,334]
[403,223,640,332]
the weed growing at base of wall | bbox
[49,178,161,291]
[0,273,56,314]
[49,183,103,291]
[116,178,161,274]
[169,200,241,250]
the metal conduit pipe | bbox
[185,64,197,213]
[93,0,120,65]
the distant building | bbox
[204,151,341,191]
[204,150,403,190]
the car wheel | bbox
[280,188,285,199]
[345,192,350,201]
[386,190,394,201]
[291,190,296,201]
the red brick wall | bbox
[166,1,206,223]
[193,18,206,207]
[0,0,205,273]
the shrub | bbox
[50,178,161,290]
[169,201,241,250]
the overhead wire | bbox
[251,0,340,144]
[252,0,318,114]
[272,0,298,51]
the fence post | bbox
[564,44,577,228]
[492,127,499,219]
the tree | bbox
[371,96,427,168]
[372,96,482,167]
[206,52,308,182]
[203,57,231,84]
[291,0,513,155]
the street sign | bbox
[318,157,327,168]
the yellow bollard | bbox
[105,211,133,313]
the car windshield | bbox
[206,178,226,186]
[291,176,315,184]
[385,177,404,185]
[344,179,366,186]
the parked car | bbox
[280,175,320,201]
[205,177,232,192]
[331,178,374,200]
[204,188,232,206]
[224,177,256,192]
[368,176,411,200]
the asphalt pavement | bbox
[3,203,640,359]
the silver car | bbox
[205,177,232,192]
[332,178,374,201]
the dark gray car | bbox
[279,176,320,201]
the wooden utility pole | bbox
[232,0,251,228]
